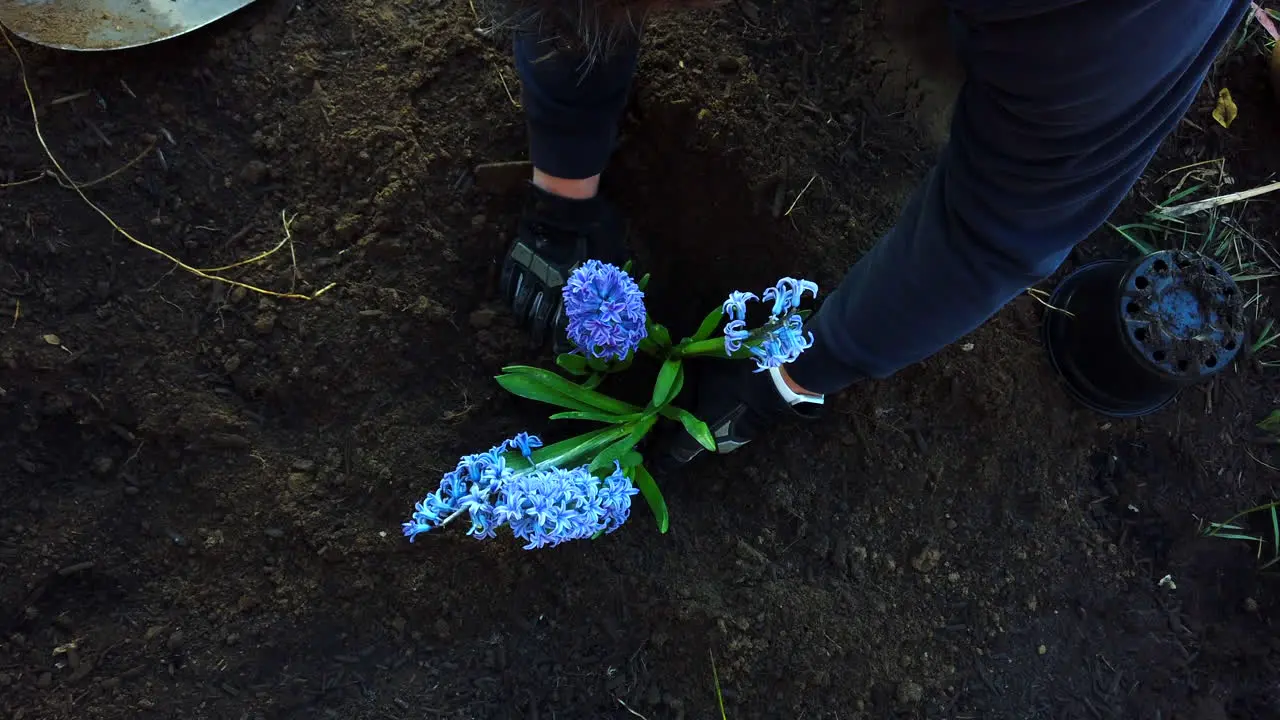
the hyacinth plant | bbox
[485,259,819,540]
[402,431,642,549]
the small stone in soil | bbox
[912,547,942,573]
[716,55,742,73]
[469,308,496,329]
[36,672,53,688]
[253,313,277,334]
[166,630,185,650]
[897,680,923,704]
[239,160,269,184]
[92,457,114,475]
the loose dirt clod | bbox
[897,680,923,704]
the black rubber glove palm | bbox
[500,184,627,353]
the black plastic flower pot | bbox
[1042,250,1245,418]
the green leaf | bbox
[619,450,644,469]
[549,410,640,424]
[647,321,672,348]
[610,353,634,373]
[660,405,716,452]
[631,463,669,533]
[501,365,640,415]
[691,306,725,342]
[529,425,631,470]
[583,373,604,391]
[638,272,651,292]
[651,359,683,409]
[590,416,657,473]
[582,352,635,375]
[1258,410,1280,434]
[622,259,634,274]
[496,373,597,413]
[556,353,589,376]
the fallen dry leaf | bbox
[1212,87,1238,128]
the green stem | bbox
[674,337,729,358]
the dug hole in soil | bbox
[2,1,1280,718]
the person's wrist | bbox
[771,366,824,405]
[533,168,600,200]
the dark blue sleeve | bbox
[787,0,1250,392]
[514,33,639,180]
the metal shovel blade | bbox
[0,0,258,51]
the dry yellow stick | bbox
[1159,180,1280,218]
[0,173,45,188]
[1026,287,1075,317]
[2,26,334,302]
[785,174,818,216]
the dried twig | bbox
[784,173,818,216]
[2,26,334,302]
[1159,180,1280,219]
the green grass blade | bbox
[1108,222,1155,255]
[1207,522,1248,531]
[1159,182,1206,206]
[1271,505,1279,555]
[710,650,727,720]
[1210,532,1264,543]
[1232,273,1280,283]
[1252,319,1278,353]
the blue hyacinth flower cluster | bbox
[722,277,818,371]
[562,260,648,361]
[402,432,639,550]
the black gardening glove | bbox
[500,184,627,353]
[656,360,825,471]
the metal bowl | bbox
[0,0,257,51]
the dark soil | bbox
[3,1,1280,718]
